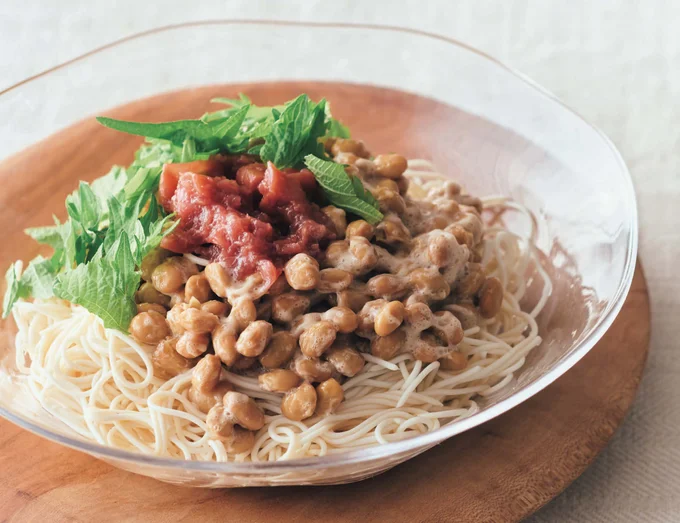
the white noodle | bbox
[10,159,550,462]
[182,253,210,266]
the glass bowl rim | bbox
[0,19,639,474]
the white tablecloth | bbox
[1,1,678,520]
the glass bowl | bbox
[0,21,637,487]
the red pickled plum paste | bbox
[157,157,336,289]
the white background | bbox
[1,1,678,520]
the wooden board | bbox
[0,83,650,522]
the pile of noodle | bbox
[10,160,551,462]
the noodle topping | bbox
[3,93,549,462]
[158,159,335,287]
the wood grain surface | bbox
[0,83,650,522]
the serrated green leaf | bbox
[180,137,197,162]
[2,262,25,318]
[91,166,126,200]
[143,213,177,258]
[324,102,350,139]
[54,256,139,332]
[123,166,161,201]
[96,104,249,154]
[54,231,139,332]
[206,93,252,121]
[208,95,280,125]
[66,182,101,232]
[64,180,104,263]
[301,98,328,159]
[247,118,273,139]
[20,255,59,299]
[25,218,68,251]
[1,254,60,318]
[211,93,251,107]
[259,95,307,167]
[260,95,330,169]
[205,96,280,146]
[326,118,350,139]
[304,154,383,225]
[210,104,250,143]
[107,232,141,297]
[96,117,210,143]
[105,193,145,259]
[58,218,78,266]
[133,140,176,169]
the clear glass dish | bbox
[0,21,637,487]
